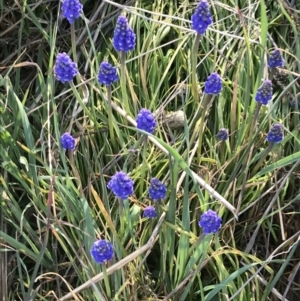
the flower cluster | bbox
[199,209,222,235]
[204,72,223,95]
[107,171,134,200]
[143,206,157,219]
[98,61,119,86]
[90,239,114,264]
[148,178,167,201]
[255,80,273,105]
[266,123,284,143]
[143,178,167,220]
[268,49,284,68]
[216,128,229,141]
[60,132,76,150]
[113,15,136,52]
[54,53,78,83]
[62,0,83,24]
[55,0,291,259]
[136,109,157,134]
[191,0,213,35]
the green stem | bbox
[70,24,80,83]
[154,201,161,218]
[250,143,274,177]
[67,24,81,134]
[119,198,124,236]
[107,85,116,149]
[102,265,111,298]
[196,94,212,164]
[241,103,262,167]
[219,142,225,165]
[139,135,148,197]
[249,103,262,141]
[120,51,130,115]
[269,67,277,81]
[191,33,201,103]
[124,198,137,246]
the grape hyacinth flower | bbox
[290,99,298,109]
[266,123,284,143]
[113,15,136,52]
[136,109,156,134]
[61,0,83,24]
[90,239,114,264]
[148,178,167,201]
[107,171,134,200]
[290,94,300,110]
[54,53,78,84]
[204,72,223,95]
[191,0,213,35]
[197,72,222,159]
[143,206,157,219]
[199,209,222,235]
[216,128,229,141]
[251,123,284,177]
[98,61,119,146]
[60,132,76,150]
[268,49,284,68]
[113,15,136,114]
[255,80,273,105]
[98,61,119,86]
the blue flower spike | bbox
[266,123,284,143]
[216,128,229,141]
[107,171,134,200]
[255,80,273,105]
[98,61,119,86]
[143,206,157,219]
[136,109,157,134]
[62,0,83,24]
[204,73,223,95]
[148,178,167,201]
[90,239,114,264]
[60,132,76,150]
[113,15,136,52]
[54,53,78,84]
[268,49,284,68]
[191,0,213,35]
[199,209,222,235]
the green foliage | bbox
[1,0,300,300]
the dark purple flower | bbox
[148,178,167,201]
[266,123,284,143]
[62,0,83,24]
[90,239,114,264]
[216,128,229,141]
[113,15,136,52]
[54,53,78,83]
[290,94,300,110]
[136,109,156,134]
[268,49,284,68]
[98,61,119,85]
[255,80,273,105]
[60,132,76,150]
[107,171,134,200]
[143,206,157,219]
[191,0,213,35]
[204,72,222,95]
[199,209,222,235]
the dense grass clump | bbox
[1,0,300,300]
